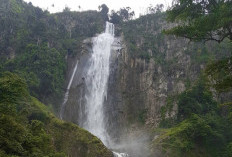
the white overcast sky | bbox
[23,0,172,17]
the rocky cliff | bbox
[111,13,231,129]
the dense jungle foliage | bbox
[155,77,232,157]
[0,0,105,110]
[0,72,113,157]
[164,0,232,43]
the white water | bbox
[81,22,129,157]
[113,152,129,157]
[81,22,114,145]
[60,60,78,120]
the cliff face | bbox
[62,29,198,156]
[62,39,92,124]
[111,13,231,130]
[115,37,196,128]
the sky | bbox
[23,0,172,17]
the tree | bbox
[110,10,122,24]
[147,4,164,14]
[0,72,30,105]
[99,4,109,21]
[118,7,135,21]
[164,0,232,43]
[63,5,71,12]
[110,7,135,24]
[109,7,135,24]
[4,44,65,100]
[177,78,217,120]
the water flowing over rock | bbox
[81,22,114,145]
[60,60,79,120]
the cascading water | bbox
[81,22,114,145]
[60,60,78,120]
[60,22,128,157]
[80,22,128,157]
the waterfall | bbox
[61,22,128,156]
[81,22,114,145]
[81,22,128,157]
[60,60,78,120]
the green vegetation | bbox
[154,2,232,155]
[121,12,231,64]
[177,78,217,120]
[153,77,232,157]
[4,44,65,102]
[121,13,166,60]
[0,72,113,157]
[160,96,177,128]
[0,72,61,156]
[0,1,112,156]
[0,1,112,153]
[0,0,104,109]
[205,55,232,93]
[110,7,135,24]
[138,108,148,124]
[164,0,232,43]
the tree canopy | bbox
[99,4,109,21]
[110,7,135,24]
[164,0,232,43]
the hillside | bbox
[0,0,105,112]
[0,0,232,157]
[0,72,113,157]
[0,0,113,156]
